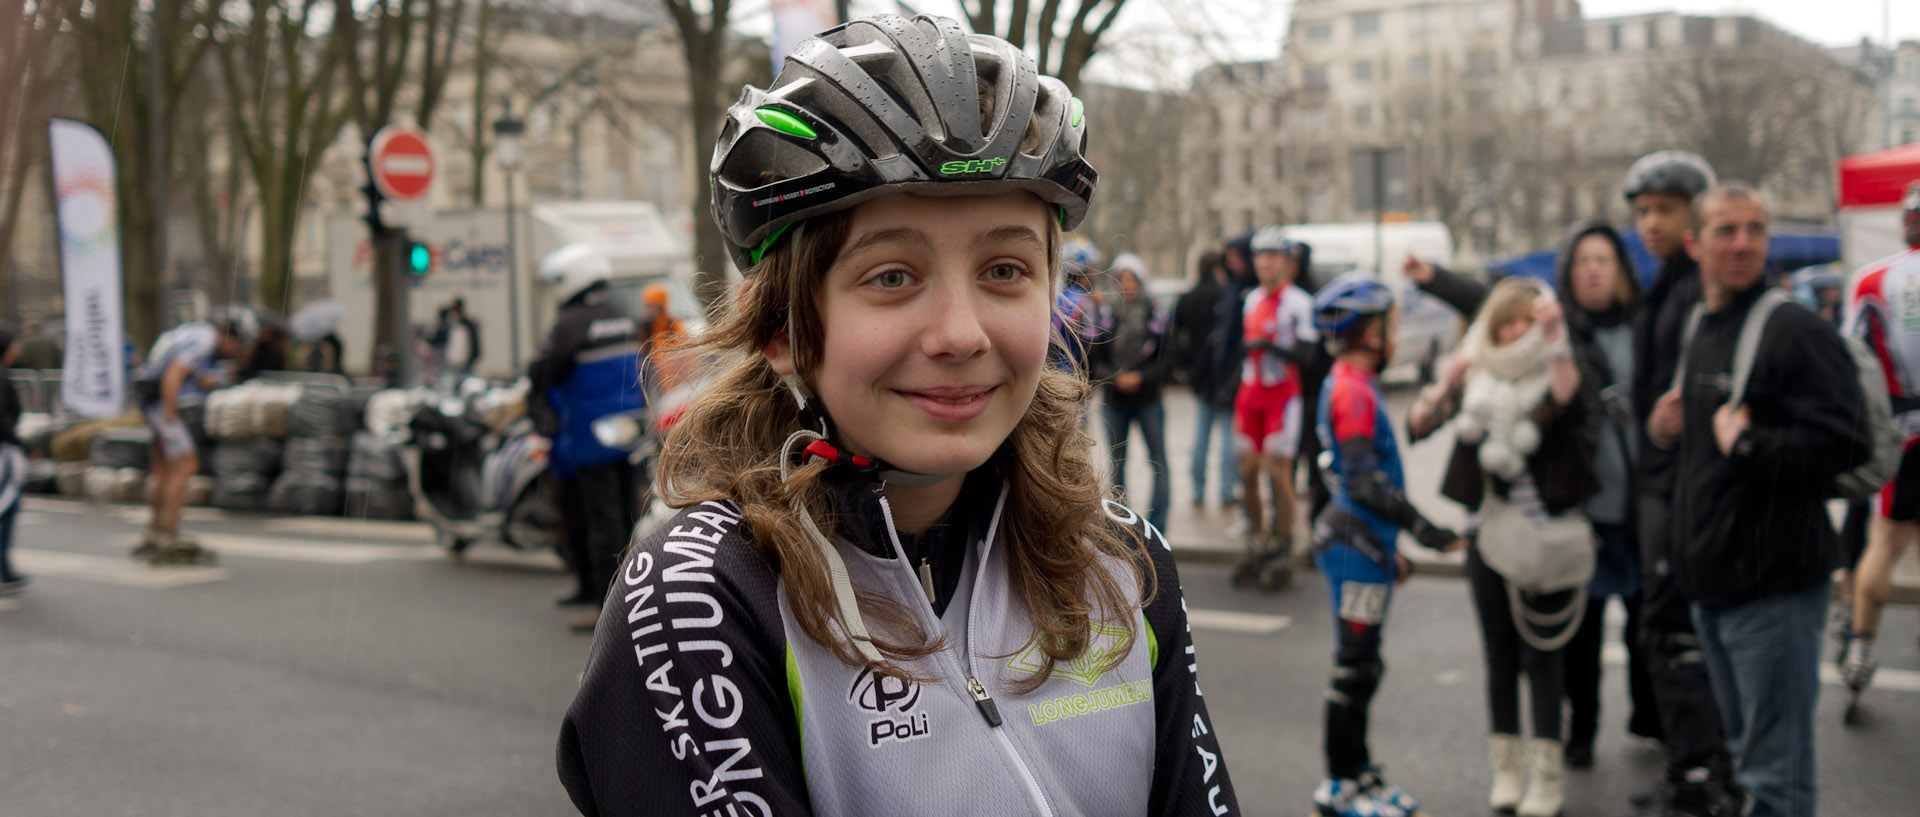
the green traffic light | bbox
[409,242,430,275]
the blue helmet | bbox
[1312,274,1395,336]
[1061,235,1103,270]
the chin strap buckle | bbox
[800,438,877,472]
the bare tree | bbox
[958,0,1131,90]
[0,0,75,310]
[1635,49,1825,190]
[652,0,736,307]
[66,0,219,344]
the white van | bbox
[1276,221,1463,384]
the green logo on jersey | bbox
[939,157,1007,176]
[1007,622,1129,687]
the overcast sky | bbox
[749,1,1920,90]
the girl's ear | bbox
[763,330,795,376]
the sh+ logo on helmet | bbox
[939,157,1008,176]
[850,667,932,747]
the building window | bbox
[1274,102,1286,127]
[1300,105,1330,133]
[1243,150,1256,184]
[1245,104,1258,130]
[1406,98,1430,120]
[1305,22,1333,42]
[1352,12,1379,38]
[1353,60,1373,82]
[1408,54,1431,77]
[1467,90,1493,114]
[1408,6,1440,34]
[1466,49,1498,76]
[1302,66,1329,89]
[1902,96,1917,116]
[1352,103,1373,127]
[1472,2,1501,30]
[1610,24,1622,52]
[1275,146,1287,179]
[1646,20,1659,48]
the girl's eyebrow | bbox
[980,224,1046,252]
[843,223,1045,257]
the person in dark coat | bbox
[1170,250,1237,507]
[1549,221,1659,767]
[0,323,25,594]
[1089,255,1172,533]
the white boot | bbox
[1516,738,1564,817]
[1489,733,1525,813]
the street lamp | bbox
[493,100,526,373]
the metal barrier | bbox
[250,370,354,395]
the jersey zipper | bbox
[876,486,1052,816]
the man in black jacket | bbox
[1652,183,1868,817]
[1620,150,1747,817]
[1171,251,1238,507]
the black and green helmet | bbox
[709,14,1099,271]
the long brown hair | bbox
[657,206,1150,691]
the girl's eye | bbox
[872,269,912,289]
[984,263,1027,282]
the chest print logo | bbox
[849,667,931,747]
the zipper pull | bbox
[918,556,936,605]
[967,676,1003,728]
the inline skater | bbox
[1310,274,1464,817]
[557,15,1237,815]
[132,308,256,565]
[1839,180,1920,714]
[1232,226,1318,590]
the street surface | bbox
[3,386,1916,816]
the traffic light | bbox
[360,151,387,236]
[408,241,432,276]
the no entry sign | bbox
[370,126,436,201]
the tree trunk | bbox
[689,64,727,308]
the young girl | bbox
[558,15,1237,816]
[1411,278,1596,817]
[1309,276,1465,817]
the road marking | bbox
[1603,643,1920,693]
[1188,608,1292,635]
[260,516,435,544]
[23,497,227,523]
[183,534,441,565]
[11,549,230,588]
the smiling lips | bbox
[898,385,998,422]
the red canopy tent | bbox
[1838,141,1920,270]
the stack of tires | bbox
[205,383,302,510]
[267,387,357,515]
[341,388,413,520]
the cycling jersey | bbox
[1241,285,1316,388]
[133,323,220,406]
[1844,247,1920,519]
[1316,360,1407,562]
[558,480,1238,817]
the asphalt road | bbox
[4,493,1915,816]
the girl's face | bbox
[1495,296,1538,346]
[1116,268,1142,300]
[1570,234,1624,313]
[770,191,1054,477]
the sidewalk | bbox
[1103,387,1920,604]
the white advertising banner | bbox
[48,118,128,418]
[771,0,837,74]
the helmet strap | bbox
[778,376,951,488]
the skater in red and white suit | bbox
[1839,180,1920,692]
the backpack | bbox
[1674,288,1898,501]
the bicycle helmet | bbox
[709,14,1098,270]
[538,243,613,305]
[209,305,260,345]
[1312,274,1396,336]
[1249,225,1295,254]
[1622,150,1717,202]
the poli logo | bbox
[55,173,116,255]
[850,667,930,747]
[1006,622,1130,687]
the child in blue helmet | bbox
[1309,274,1465,817]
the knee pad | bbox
[1328,655,1384,707]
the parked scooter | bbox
[395,377,563,559]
